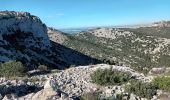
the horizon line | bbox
[55,19,170,29]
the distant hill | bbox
[58,21,170,72]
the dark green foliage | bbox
[90,68,131,86]
[80,92,100,100]
[0,61,26,77]
[126,27,170,38]
[125,77,170,99]
[63,28,170,72]
[38,65,48,72]
[80,92,124,100]
[115,93,124,100]
[125,80,157,99]
[153,76,170,92]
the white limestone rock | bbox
[2,94,17,100]
[0,11,51,49]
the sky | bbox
[0,0,170,28]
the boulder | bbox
[18,78,61,100]
[32,78,60,100]
[60,92,69,100]
[2,94,17,100]
[129,93,137,100]
[149,67,166,74]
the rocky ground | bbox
[0,64,157,100]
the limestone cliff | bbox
[0,11,63,69]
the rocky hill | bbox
[0,64,155,100]
[0,11,101,70]
[61,23,170,72]
[0,11,60,69]
[1,64,170,100]
[1,11,170,100]
[151,20,170,27]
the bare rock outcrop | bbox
[0,11,66,69]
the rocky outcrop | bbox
[0,11,101,69]
[24,78,60,100]
[0,11,51,48]
[77,28,133,39]
[149,67,170,75]
[0,64,156,100]
[0,11,68,69]
[2,94,16,100]
[152,21,170,27]
[17,77,70,100]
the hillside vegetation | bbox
[63,23,170,72]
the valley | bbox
[0,11,170,100]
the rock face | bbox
[0,11,101,69]
[0,11,64,69]
[0,11,51,48]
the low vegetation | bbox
[64,28,170,72]
[0,61,26,77]
[125,77,170,99]
[80,92,100,100]
[125,80,157,99]
[38,65,48,72]
[90,68,131,86]
[80,92,123,100]
[88,75,170,99]
[153,76,170,92]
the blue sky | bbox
[1,0,170,28]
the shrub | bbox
[80,92,100,100]
[90,68,131,86]
[0,61,26,77]
[125,80,157,99]
[51,69,60,73]
[153,76,170,92]
[30,77,40,83]
[38,65,48,72]
[70,64,76,68]
[116,93,124,100]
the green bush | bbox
[0,61,26,77]
[153,76,170,92]
[90,68,131,86]
[125,80,157,99]
[38,65,48,72]
[115,93,124,100]
[80,92,100,100]
[80,92,124,100]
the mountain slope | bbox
[47,27,102,66]
[62,23,170,72]
[0,11,101,70]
